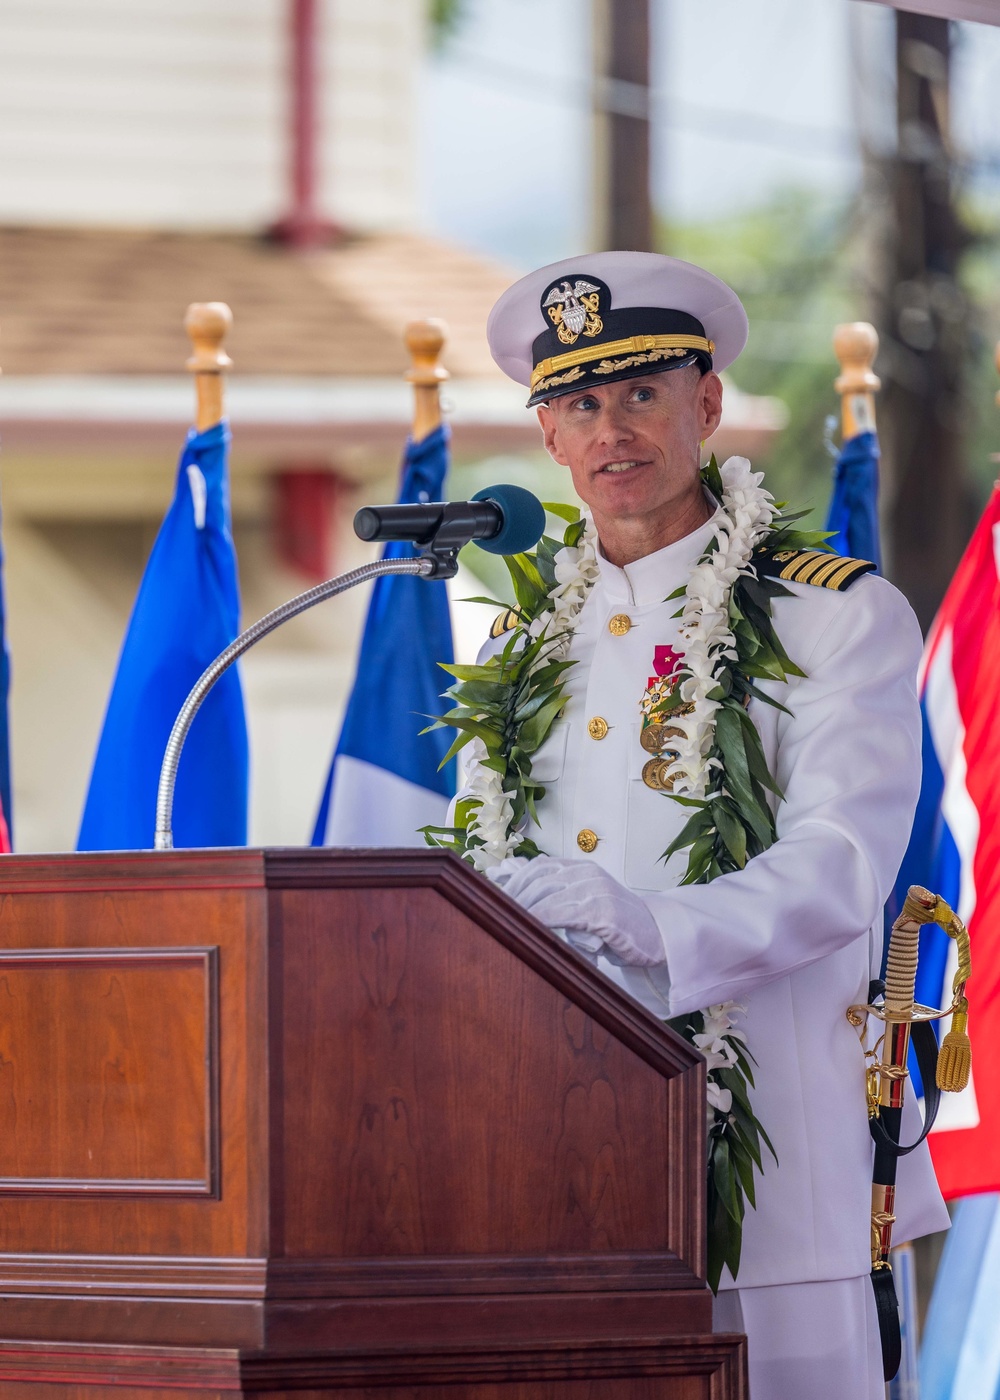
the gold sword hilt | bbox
[879,886,930,1106]
[847,884,972,1097]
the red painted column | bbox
[272,0,339,248]
[274,467,344,580]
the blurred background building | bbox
[0,0,789,852]
[0,0,998,853]
[0,0,528,850]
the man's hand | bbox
[486,855,666,967]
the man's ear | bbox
[698,372,724,441]
[537,404,568,465]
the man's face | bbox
[536,367,723,530]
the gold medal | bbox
[642,757,678,792]
[640,723,684,753]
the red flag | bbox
[910,485,1000,1195]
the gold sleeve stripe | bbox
[530,332,714,391]
[776,550,875,591]
[793,554,844,588]
[777,551,827,583]
[825,557,876,590]
[784,552,830,584]
[489,607,522,639]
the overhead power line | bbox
[434,42,1000,174]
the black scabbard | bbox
[870,1100,903,1382]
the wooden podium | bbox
[0,848,746,1398]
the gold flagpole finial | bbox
[833,322,880,440]
[185,302,233,433]
[405,318,449,444]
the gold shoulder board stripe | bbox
[490,607,522,639]
[776,550,876,591]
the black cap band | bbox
[528,274,713,406]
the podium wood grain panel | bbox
[0,948,217,1195]
[0,881,267,1261]
[0,1334,748,1399]
[275,886,672,1258]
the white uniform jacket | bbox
[478,515,949,1290]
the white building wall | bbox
[0,0,421,233]
[323,0,424,232]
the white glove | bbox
[486,855,666,968]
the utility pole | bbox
[592,0,653,252]
[868,10,974,630]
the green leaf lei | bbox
[424,461,829,1292]
[661,455,826,886]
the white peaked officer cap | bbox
[487,251,749,408]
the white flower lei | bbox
[464,515,600,871]
[463,456,775,1123]
[664,455,775,798]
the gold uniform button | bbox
[587,716,609,740]
[608,613,632,636]
[576,828,599,853]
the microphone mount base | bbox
[416,542,462,579]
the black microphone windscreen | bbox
[471,484,546,556]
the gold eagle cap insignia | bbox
[541,279,604,345]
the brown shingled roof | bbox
[312,234,516,378]
[0,227,515,378]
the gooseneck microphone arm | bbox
[153,555,434,851]
[154,482,546,851]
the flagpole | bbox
[405,318,448,443]
[185,302,233,432]
[833,321,880,440]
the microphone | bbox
[354,483,546,558]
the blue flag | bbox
[312,424,456,846]
[920,1194,1000,1398]
[824,429,882,572]
[78,421,248,850]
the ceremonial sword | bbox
[847,884,972,1380]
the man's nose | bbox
[596,405,634,444]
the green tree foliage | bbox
[958,202,1000,505]
[429,0,468,49]
[668,189,1000,519]
[667,191,858,525]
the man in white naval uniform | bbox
[478,253,949,1400]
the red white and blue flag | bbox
[890,483,1000,1198]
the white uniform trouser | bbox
[713,1276,883,1400]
